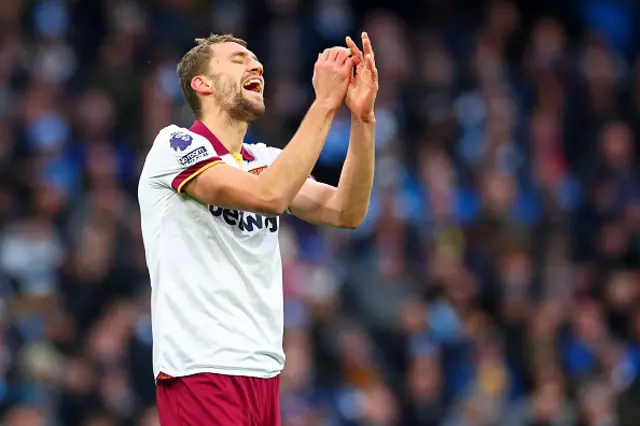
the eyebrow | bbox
[229,51,259,62]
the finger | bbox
[335,47,350,64]
[365,54,378,80]
[333,47,351,62]
[345,36,364,63]
[362,32,374,57]
[365,54,375,70]
[321,48,330,61]
[327,47,338,62]
[341,57,354,75]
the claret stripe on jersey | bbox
[172,157,223,193]
[189,120,255,161]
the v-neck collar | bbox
[189,120,255,161]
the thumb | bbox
[341,57,354,77]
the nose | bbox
[249,60,263,76]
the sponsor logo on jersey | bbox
[209,206,278,233]
[178,146,208,166]
[248,166,267,175]
[169,131,193,151]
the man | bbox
[138,32,378,425]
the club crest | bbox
[248,166,267,175]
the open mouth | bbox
[242,78,263,94]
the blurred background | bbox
[2,0,640,425]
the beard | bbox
[213,75,265,122]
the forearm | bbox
[258,100,336,210]
[331,114,375,226]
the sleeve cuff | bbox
[171,157,223,193]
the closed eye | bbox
[229,51,260,67]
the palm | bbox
[346,63,377,117]
[344,33,378,120]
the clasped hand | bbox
[312,32,379,121]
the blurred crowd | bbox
[2,0,640,425]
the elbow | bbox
[338,211,367,230]
[262,201,288,217]
[333,200,370,229]
[255,192,288,216]
[340,219,364,230]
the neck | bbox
[200,109,248,154]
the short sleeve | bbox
[148,129,223,193]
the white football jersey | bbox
[138,120,289,380]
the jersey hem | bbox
[155,366,283,381]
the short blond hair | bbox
[177,34,248,118]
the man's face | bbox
[207,42,265,122]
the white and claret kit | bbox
[138,120,306,381]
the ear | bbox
[191,75,214,96]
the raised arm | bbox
[183,48,354,215]
[289,33,378,228]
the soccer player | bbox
[138,32,378,425]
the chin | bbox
[229,96,265,122]
[244,96,266,119]
[251,102,266,118]
[244,92,264,106]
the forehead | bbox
[210,42,258,61]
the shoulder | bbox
[152,125,216,155]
